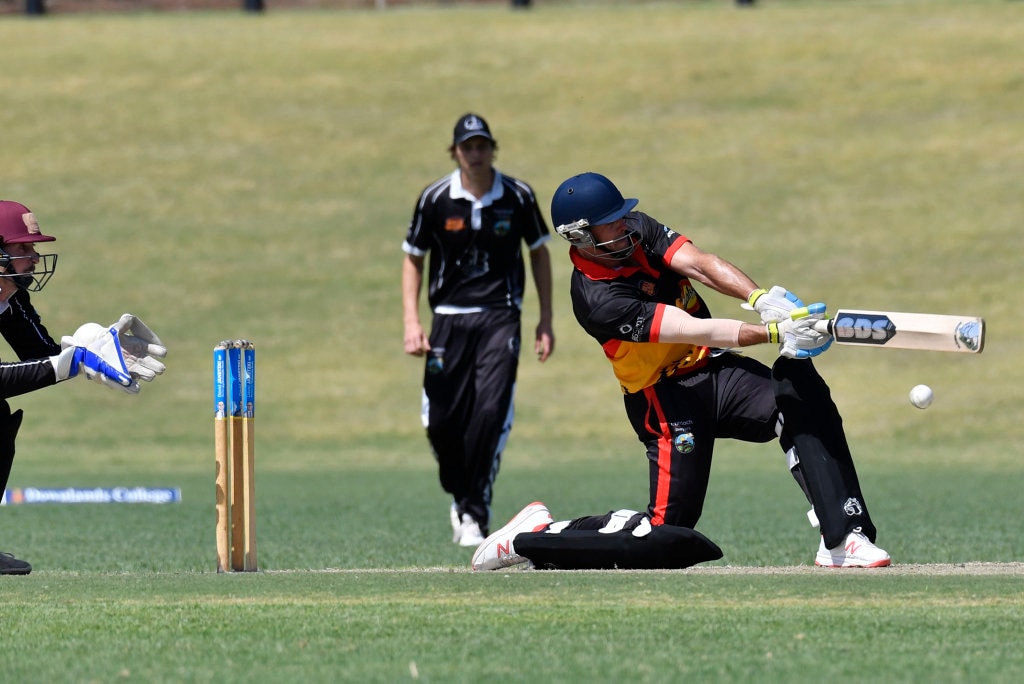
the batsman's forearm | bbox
[698,259,759,301]
[673,248,758,301]
[655,306,771,348]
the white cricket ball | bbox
[909,384,934,409]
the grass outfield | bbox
[4,569,1022,681]
[1,0,1022,681]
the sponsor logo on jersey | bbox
[445,217,466,232]
[630,315,645,342]
[641,281,656,296]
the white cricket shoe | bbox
[450,502,486,547]
[815,527,891,568]
[457,514,485,547]
[471,502,552,571]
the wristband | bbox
[747,288,768,308]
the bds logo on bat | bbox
[832,313,897,345]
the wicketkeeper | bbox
[0,201,168,576]
[472,173,890,571]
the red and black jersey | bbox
[403,170,550,312]
[569,211,714,394]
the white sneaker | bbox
[457,514,485,547]
[471,502,553,571]
[815,527,891,568]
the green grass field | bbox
[1,1,1022,681]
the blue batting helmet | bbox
[550,173,638,230]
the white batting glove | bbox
[747,286,806,324]
[766,303,833,359]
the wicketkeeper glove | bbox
[51,345,134,392]
[766,303,833,359]
[60,314,168,393]
[747,286,806,324]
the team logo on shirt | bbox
[445,217,466,232]
[493,219,511,237]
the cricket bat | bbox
[813,309,985,353]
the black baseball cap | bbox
[452,113,494,145]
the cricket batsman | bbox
[472,173,890,571]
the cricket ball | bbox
[909,384,934,409]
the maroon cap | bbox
[0,201,56,244]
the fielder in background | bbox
[473,173,890,571]
[402,114,555,547]
[0,200,167,576]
